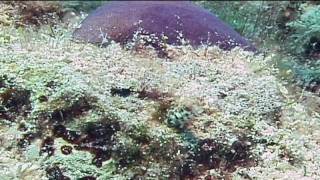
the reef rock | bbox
[73,1,256,53]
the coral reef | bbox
[0,2,319,179]
[0,23,283,178]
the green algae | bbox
[0,3,319,179]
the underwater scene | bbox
[0,1,320,179]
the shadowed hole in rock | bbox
[0,78,5,88]
[40,136,55,157]
[110,86,172,101]
[45,80,58,89]
[60,145,72,155]
[305,79,320,95]
[137,88,171,101]
[50,97,94,124]
[46,165,70,180]
[38,95,49,102]
[0,87,31,121]
[17,132,41,149]
[224,140,254,171]
[196,139,223,170]
[304,36,320,59]
[78,176,96,180]
[176,137,255,178]
[110,87,133,97]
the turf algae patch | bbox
[2,20,320,179]
[0,41,280,179]
[0,41,280,178]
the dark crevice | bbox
[176,137,255,178]
[50,97,93,124]
[0,88,32,121]
[110,87,133,97]
[46,165,71,180]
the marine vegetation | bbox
[0,1,320,180]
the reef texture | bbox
[1,2,320,179]
[73,1,256,53]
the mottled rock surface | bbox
[73,1,256,52]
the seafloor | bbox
[0,2,320,180]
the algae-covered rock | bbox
[0,5,320,179]
[0,24,281,178]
